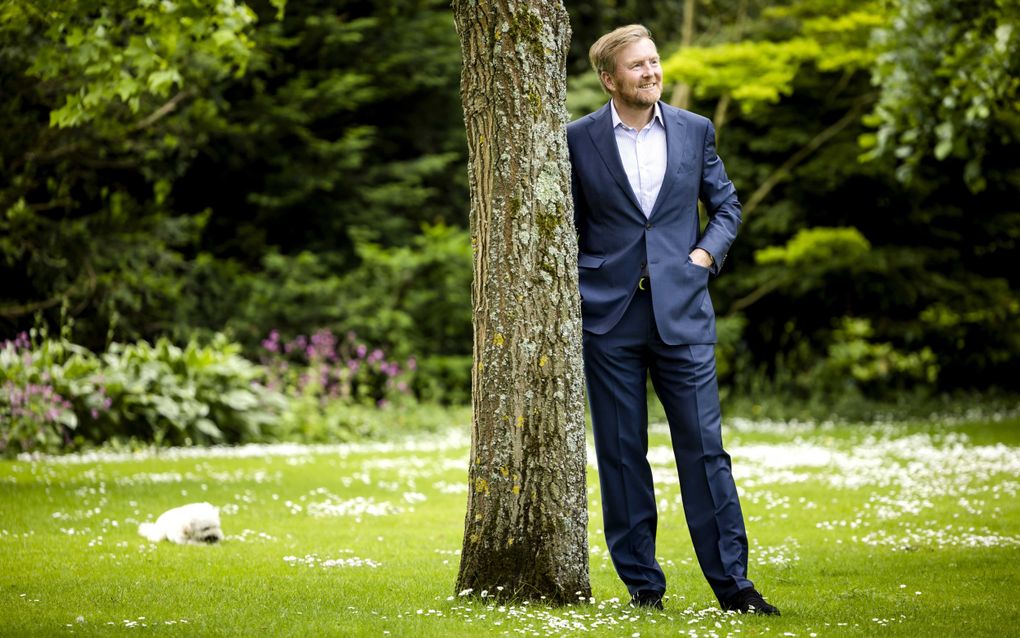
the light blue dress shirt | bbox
[610,100,667,219]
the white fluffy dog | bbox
[138,502,224,545]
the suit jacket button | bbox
[645,223,652,229]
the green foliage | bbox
[862,0,1020,191]
[412,355,472,405]
[651,0,1020,401]
[755,226,871,267]
[814,317,939,393]
[275,401,462,443]
[660,1,886,112]
[566,72,607,121]
[221,223,472,365]
[226,251,348,347]
[0,0,278,346]
[0,0,467,360]
[663,38,822,111]
[0,332,92,455]
[336,223,472,358]
[97,335,286,446]
[18,0,260,129]
[765,1,887,71]
[0,331,286,456]
[2,0,1018,418]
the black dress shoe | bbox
[630,590,664,610]
[721,588,780,615]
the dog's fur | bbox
[138,502,224,545]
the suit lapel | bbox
[586,104,643,216]
[648,106,688,221]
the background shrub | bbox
[0,332,287,456]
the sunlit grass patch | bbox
[1,416,1018,636]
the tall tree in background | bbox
[451,0,590,602]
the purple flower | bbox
[356,344,367,359]
[406,357,417,371]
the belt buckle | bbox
[638,276,649,291]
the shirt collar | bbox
[610,99,663,131]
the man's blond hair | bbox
[588,24,654,92]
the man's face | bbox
[602,38,662,110]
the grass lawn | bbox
[2,413,1018,637]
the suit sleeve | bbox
[568,135,588,236]
[695,120,742,275]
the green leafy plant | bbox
[0,331,287,455]
[808,317,939,399]
[96,335,286,446]
[0,330,109,455]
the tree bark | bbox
[451,0,590,603]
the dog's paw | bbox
[138,522,164,542]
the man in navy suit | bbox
[567,24,778,615]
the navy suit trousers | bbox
[582,288,752,601]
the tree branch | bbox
[131,88,197,131]
[727,278,783,315]
[669,0,696,110]
[713,94,731,137]
[0,263,96,319]
[742,97,871,217]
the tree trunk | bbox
[451,0,590,603]
[669,0,697,109]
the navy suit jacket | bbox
[567,101,742,345]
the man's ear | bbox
[600,71,616,93]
